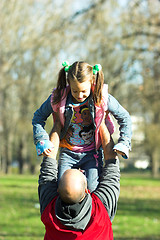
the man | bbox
[38,120,120,240]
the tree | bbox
[0,0,74,173]
[119,0,160,177]
[77,0,160,176]
[1,0,159,176]
[0,0,99,173]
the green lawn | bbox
[0,174,160,240]
[113,174,160,240]
[0,175,44,240]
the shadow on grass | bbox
[117,198,160,218]
[2,184,37,189]
[0,233,43,238]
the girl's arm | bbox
[32,95,53,145]
[32,95,55,155]
[107,94,132,159]
[47,112,62,158]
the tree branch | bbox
[121,45,160,56]
[122,31,160,39]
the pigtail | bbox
[92,70,104,106]
[52,67,67,104]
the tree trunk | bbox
[5,151,11,174]
[151,148,159,178]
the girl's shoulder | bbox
[102,84,108,101]
[101,84,109,110]
[102,83,108,92]
[51,85,70,111]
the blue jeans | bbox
[58,147,103,192]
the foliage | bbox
[0,0,160,175]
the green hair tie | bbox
[93,64,102,74]
[62,61,70,72]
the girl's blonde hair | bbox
[52,61,104,105]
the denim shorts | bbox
[58,147,103,192]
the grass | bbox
[113,174,160,240]
[0,173,160,240]
[0,175,44,240]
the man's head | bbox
[58,169,88,204]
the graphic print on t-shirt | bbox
[65,101,94,147]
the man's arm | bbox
[38,157,58,215]
[38,120,61,214]
[94,121,120,222]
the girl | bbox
[32,61,132,191]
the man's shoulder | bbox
[91,193,111,222]
[41,195,58,220]
[91,192,107,209]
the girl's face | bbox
[70,79,92,104]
